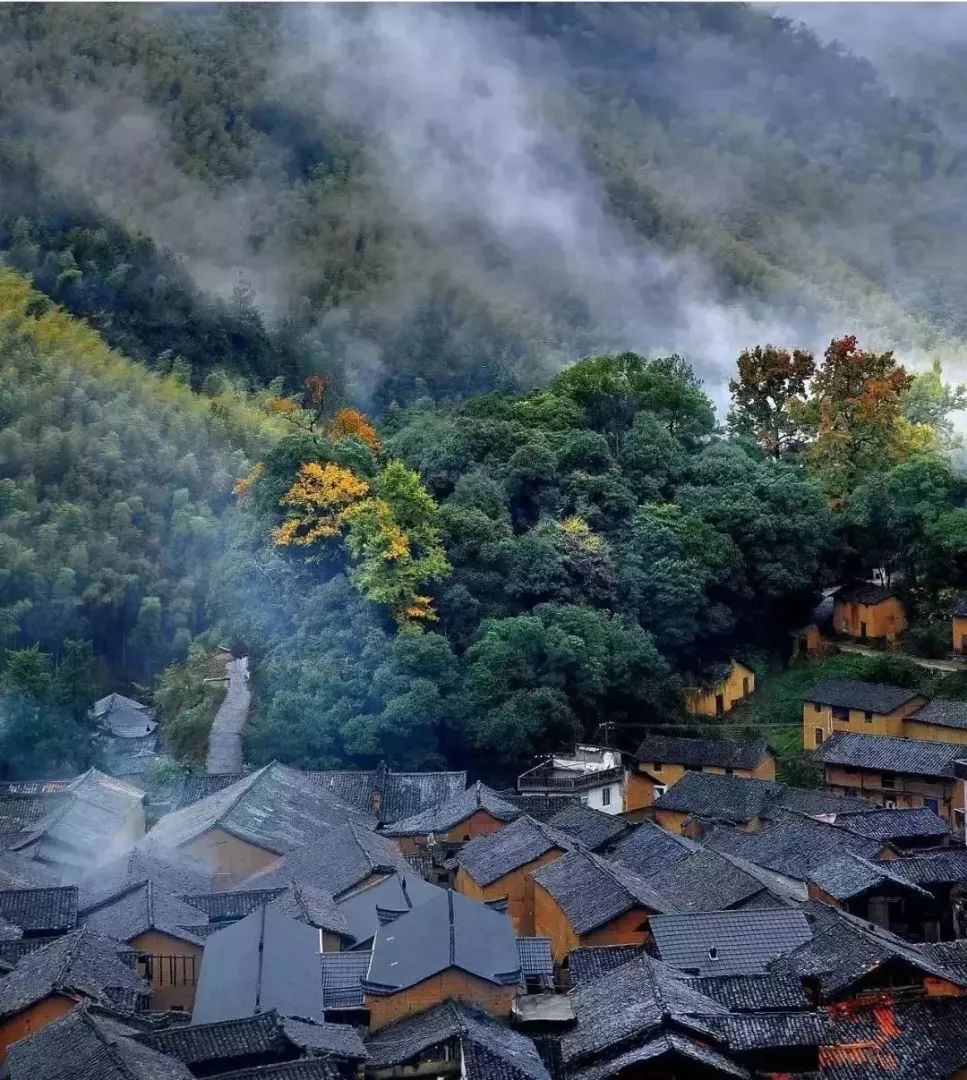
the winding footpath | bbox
[206,656,251,774]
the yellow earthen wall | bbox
[180,827,280,888]
[803,698,926,751]
[833,597,906,641]
[130,931,204,1012]
[454,848,564,935]
[684,663,755,717]
[0,994,75,1062]
[392,809,509,856]
[365,971,516,1030]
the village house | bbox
[532,848,673,964]
[683,660,756,718]
[381,782,521,855]
[544,801,630,850]
[811,731,967,827]
[134,1008,368,1076]
[906,698,967,744]
[77,847,213,908]
[867,849,967,941]
[516,745,625,815]
[335,871,442,949]
[92,694,159,782]
[0,928,150,1060]
[362,890,521,1029]
[142,762,373,886]
[2,770,146,880]
[626,735,776,812]
[0,887,78,942]
[833,583,907,644]
[78,880,209,1011]
[4,1004,194,1080]
[955,601,967,656]
[649,770,871,836]
[802,678,926,751]
[453,815,578,935]
[192,905,323,1025]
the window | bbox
[815,727,824,746]
[864,711,874,724]
[924,798,939,814]
[601,786,611,807]
[715,693,725,716]
[832,706,849,722]
[814,703,822,713]
[881,773,896,790]
[653,762,662,773]
[742,676,750,697]
[725,768,734,776]
[653,784,667,799]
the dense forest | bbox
[6,4,967,778]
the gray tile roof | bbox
[241,821,410,898]
[918,941,967,984]
[686,973,809,1011]
[135,1008,368,1067]
[192,907,324,1025]
[517,938,554,980]
[0,886,77,934]
[78,848,213,909]
[837,583,898,606]
[910,698,967,731]
[93,694,158,738]
[803,678,920,713]
[267,883,352,940]
[495,791,581,822]
[822,996,967,1080]
[641,848,768,913]
[566,945,644,985]
[309,768,468,824]
[335,871,443,947]
[79,880,209,946]
[8,770,145,875]
[103,733,160,778]
[705,811,886,882]
[0,849,62,890]
[365,890,520,994]
[531,850,675,935]
[320,950,371,1009]
[607,819,699,876]
[180,888,286,923]
[208,1064,344,1080]
[456,815,576,887]
[809,853,933,901]
[381,782,520,837]
[6,1003,192,1080]
[781,905,967,1000]
[649,909,813,976]
[544,803,629,850]
[0,927,150,1020]
[364,999,549,1080]
[636,735,771,771]
[561,954,728,1068]
[888,850,967,884]
[811,732,967,778]
[172,773,245,809]
[708,1011,828,1052]
[831,806,950,841]
[145,763,374,857]
[568,1032,749,1080]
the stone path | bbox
[837,641,967,674]
[206,656,251,774]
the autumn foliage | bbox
[330,408,380,452]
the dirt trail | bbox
[206,657,250,774]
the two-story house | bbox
[802,679,926,752]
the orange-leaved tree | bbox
[728,344,815,457]
[330,408,380,452]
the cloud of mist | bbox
[275,4,817,412]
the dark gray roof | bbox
[881,849,967,885]
[0,927,149,1019]
[320,951,371,1009]
[654,771,872,826]
[808,853,932,901]
[309,768,467,824]
[456,816,576,887]
[918,940,967,984]
[381,782,520,837]
[103,733,160,778]
[781,905,967,1000]
[812,732,967,778]
[0,791,68,847]
[803,678,920,713]
[79,880,209,946]
[566,945,644,985]
[544,803,628,851]
[642,848,768,913]
[636,735,771,771]
[568,1031,748,1080]
[517,938,554,980]
[649,910,813,976]
[706,812,886,882]
[365,999,549,1080]
[241,821,409,897]
[192,907,323,1025]
[335,871,443,947]
[0,849,62,890]
[686,972,809,1011]
[910,698,967,731]
[145,763,374,857]
[365,890,520,993]
[561,954,728,1068]
[822,996,967,1080]
[6,1004,192,1080]
[136,1009,368,1067]
[180,888,286,923]
[78,847,213,908]
[532,850,675,935]
[0,886,77,934]
[267,883,352,939]
[707,1011,828,1052]
[208,1064,343,1080]
[172,773,245,809]
[93,694,157,739]
[607,819,699,875]
[494,791,580,822]
[831,806,950,841]
[837,583,897,606]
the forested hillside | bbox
[6,4,967,778]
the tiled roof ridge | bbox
[220,763,274,822]
[51,928,86,991]
[85,1008,143,1080]
[836,851,932,896]
[78,878,150,917]
[347,820,379,872]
